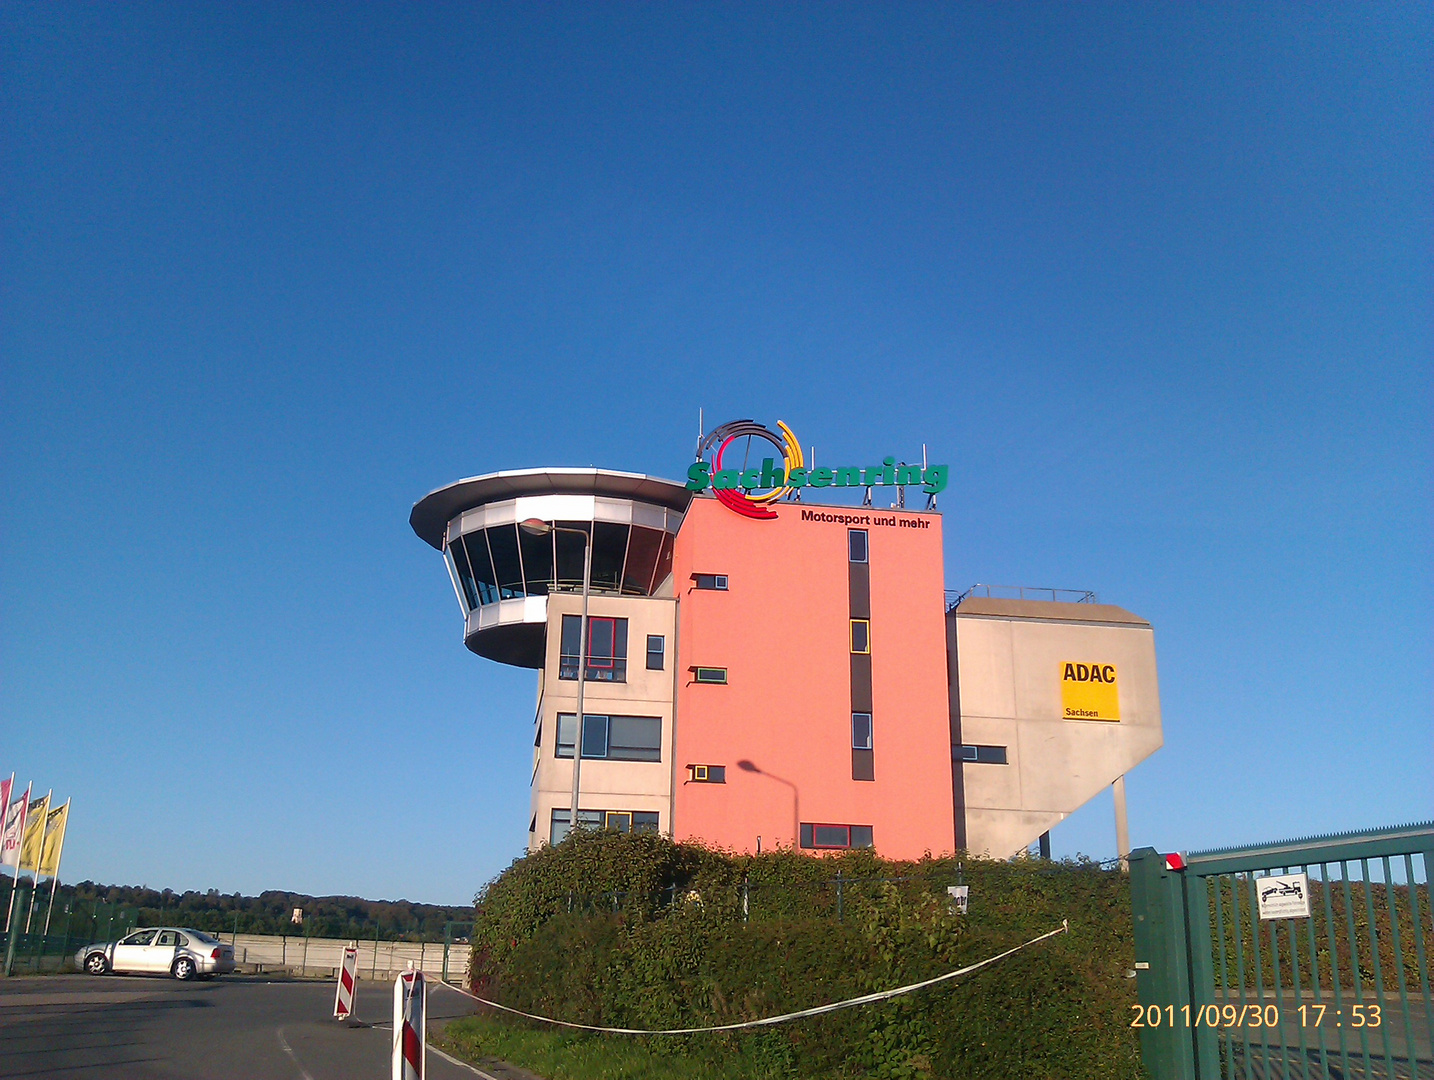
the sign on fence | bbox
[945,885,969,914]
[392,967,426,1080]
[1255,872,1310,920]
[334,945,359,1020]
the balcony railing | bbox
[945,584,1098,613]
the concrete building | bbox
[411,432,1162,860]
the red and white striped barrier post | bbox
[334,944,359,1021]
[392,966,426,1080]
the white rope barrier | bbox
[430,919,1068,1035]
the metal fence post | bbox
[836,871,844,922]
[443,922,450,983]
[741,874,749,923]
[1129,847,1197,1080]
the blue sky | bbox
[3,3,1428,905]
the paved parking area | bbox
[0,973,510,1079]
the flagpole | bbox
[24,791,51,933]
[41,800,70,938]
[0,775,10,935]
[3,784,31,935]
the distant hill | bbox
[67,881,473,940]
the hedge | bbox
[467,832,1147,1079]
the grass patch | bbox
[436,1014,789,1080]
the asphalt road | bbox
[0,974,529,1080]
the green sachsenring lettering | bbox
[686,457,948,495]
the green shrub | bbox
[466,833,1145,1079]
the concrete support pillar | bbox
[1113,774,1131,871]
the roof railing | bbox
[945,584,1099,613]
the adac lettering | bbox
[1063,663,1117,684]
[687,418,949,520]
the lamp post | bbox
[519,519,592,840]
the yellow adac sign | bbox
[1061,662,1119,721]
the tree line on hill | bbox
[65,881,474,941]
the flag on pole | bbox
[39,801,69,879]
[19,792,50,873]
[0,777,10,835]
[0,783,30,869]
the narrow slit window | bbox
[960,744,1008,765]
[691,667,727,685]
[852,713,873,750]
[850,619,870,654]
[691,573,728,591]
[848,529,868,563]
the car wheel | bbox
[172,957,196,981]
[84,953,108,975]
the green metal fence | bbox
[2,877,137,975]
[1130,822,1433,1080]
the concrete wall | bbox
[225,934,462,979]
[951,598,1162,858]
[671,497,954,859]
[529,591,678,849]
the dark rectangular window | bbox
[850,619,870,654]
[852,713,872,750]
[848,529,868,563]
[557,714,661,762]
[607,715,662,762]
[799,823,875,850]
[559,615,582,680]
[688,764,726,783]
[960,744,1008,765]
[691,666,727,684]
[646,634,665,670]
[558,615,628,682]
[550,808,658,844]
[487,524,525,599]
[448,540,479,610]
[585,616,628,682]
[550,808,604,843]
[692,573,728,591]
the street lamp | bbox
[520,518,592,841]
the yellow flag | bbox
[38,801,68,878]
[19,792,49,872]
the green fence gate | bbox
[1131,822,1433,1080]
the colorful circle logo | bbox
[695,419,805,519]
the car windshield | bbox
[184,929,221,944]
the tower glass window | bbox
[622,526,665,596]
[487,524,525,599]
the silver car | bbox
[77,927,236,980]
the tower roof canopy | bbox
[410,468,694,549]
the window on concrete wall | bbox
[691,666,727,684]
[556,714,661,762]
[687,764,726,783]
[550,808,658,844]
[550,808,604,843]
[646,635,665,670]
[691,573,728,591]
[960,744,1008,764]
[799,824,874,850]
[558,615,628,681]
[848,529,868,563]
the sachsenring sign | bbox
[686,419,948,520]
